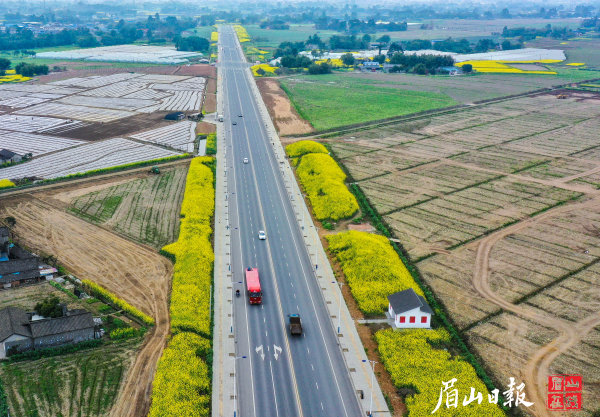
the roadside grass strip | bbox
[82,279,155,326]
[0,179,15,189]
[376,328,505,417]
[150,156,215,417]
[293,150,358,221]
[326,230,422,315]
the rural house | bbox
[388,288,433,329]
[0,149,22,164]
[0,227,43,288]
[0,306,96,358]
[361,61,381,72]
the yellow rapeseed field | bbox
[457,60,557,74]
[326,230,422,314]
[210,31,218,42]
[0,179,15,189]
[251,63,278,76]
[149,333,211,417]
[376,328,505,416]
[233,24,250,42]
[295,152,358,221]
[82,279,155,325]
[285,140,328,158]
[150,157,215,416]
[0,73,31,83]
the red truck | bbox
[245,267,262,304]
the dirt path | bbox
[1,197,172,417]
[256,78,314,135]
[472,197,600,416]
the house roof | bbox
[0,306,32,341]
[30,309,95,338]
[388,288,433,315]
[0,258,39,275]
[0,149,16,159]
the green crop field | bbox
[69,165,188,248]
[0,340,140,417]
[279,74,457,131]
[341,67,600,104]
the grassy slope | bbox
[280,74,457,130]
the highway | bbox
[219,25,364,417]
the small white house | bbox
[388,288,432,329]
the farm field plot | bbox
[0,138,180,180]
[0,195,173,417]
[328,91,600,416]
[130,120,196,152]
[0,131,85,156]
[69,165,189,248]
[0,114,79,132]
[0,95,51,109]
[0,340,141,417]
[37,44,200,65]
[279,74,457,131]
[0,71,207,178]
[58,95,158,111]
[81,81,147,98]
[17,102,135,122]
[344,67,600,104]
[385,177,580,259]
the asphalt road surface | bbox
[219,26,364,417]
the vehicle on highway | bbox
[243,158,249,164]
[238,114,243,117]
[245,267,262,304]
[258,230,266,240]
[232,121,237,125]
[289,314,302,335]
[218,114,223,122]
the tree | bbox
[0,58,10,76]
[361,34,371,43]
[341,52,355,66]
[387,42,403,56]
[308,62,332,74]
[376,34,391,44]
[175,36,209,52]
[35,296,63,318]
[413,63,427,74]
[256,67,266,76]
[374,54,386,64]
[462,63,473,73]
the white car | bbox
[243,158,249,164]
[258,230,266,240]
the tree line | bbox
[0,57,49,77]
[0,15,209,52]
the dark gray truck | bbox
[289,314,302,335]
